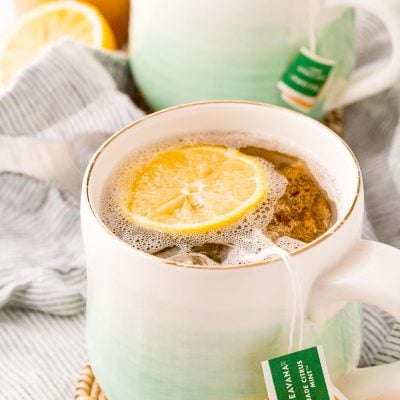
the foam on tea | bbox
[99,131,338,265]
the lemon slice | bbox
[128,145,268,234]
[0,1,116,88]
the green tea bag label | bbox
[277,47,335,113]
[261,346,335,400]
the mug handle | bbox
[323,0,400,111]
[309,240,400,399]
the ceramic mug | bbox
[129,0,400,118]
[81,102,400,400]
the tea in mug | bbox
[100,131,336,265]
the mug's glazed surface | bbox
[129,1,355,119]
[82,102,368,399]
[85,285,362,400]
[83,219,364,399]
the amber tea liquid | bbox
[99,131,337,266]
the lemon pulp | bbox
[128,145,268,234]
[0,1,116,88]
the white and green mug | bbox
[82,102,400,400]
[129,0,400,118]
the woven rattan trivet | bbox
[75,364,108,400]
[74,108,343,400]
[323,108,344,136]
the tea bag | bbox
[277,0,336,113]
[223,230,278,265]
[169,252,218,266]
[155,246,220,266]
[220,229,306,267]
[256,230,349,400]
[265,161,333,244]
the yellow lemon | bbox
[0,1,116,88]
[13,0,53,15]
[128,145,268,234]
[85,0,130,46]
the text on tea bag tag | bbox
[262,345,348,400]
[277,0,336,113]
[259,245,348,400]
[262,346,333,400]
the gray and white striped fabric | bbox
[0,41,144,317]
[0,41,144,398]
[0,13,399,399]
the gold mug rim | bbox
[84,100,361,270]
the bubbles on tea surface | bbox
[99,131,339,265]
[275,236,306,253]
[101,155,287,256]
[222,229,275,265]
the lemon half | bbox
[0,1,116,88]
[128,145,268,234]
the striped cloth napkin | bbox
[0,15,400,399]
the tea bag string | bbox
[307,0,321,54]
[273,246,304,353]
[239,238,305,353]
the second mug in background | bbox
[129,0,400,118]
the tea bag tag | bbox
[261,345,348,400]
[277,47,335,113]
[277,0,336,113]
[257,238,348,400]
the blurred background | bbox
[0,0,129,46]
[1,0,15,34]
